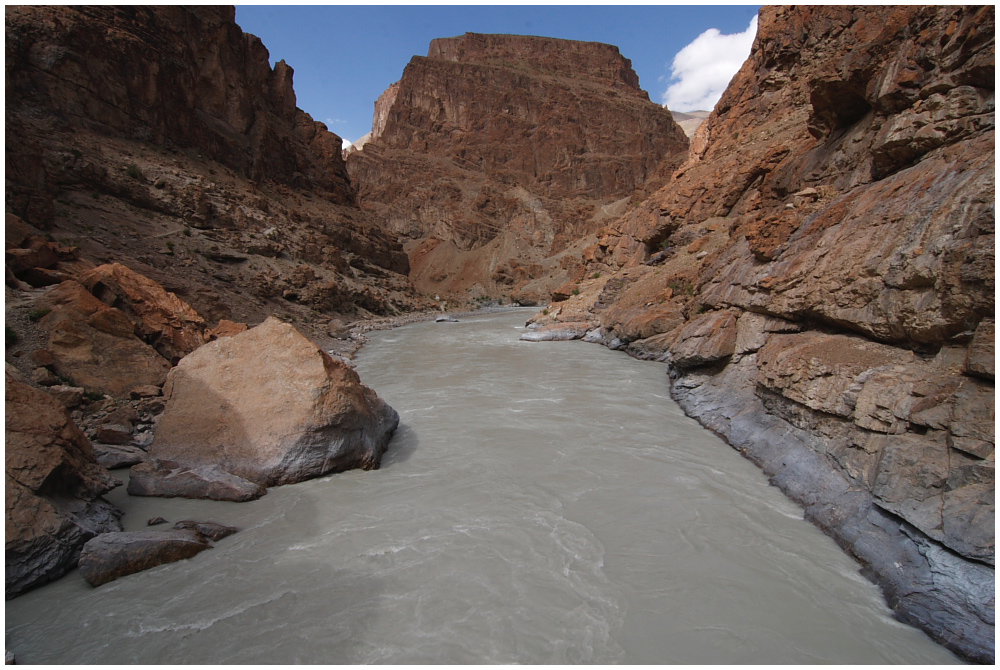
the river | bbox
[4,311,958,663]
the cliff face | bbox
[6,5,426,330]
[347,33,689,304]
[537,6,994,662]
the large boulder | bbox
[144,317,399,489]
[77,529,211,587]
[6,370,122,598]
[79,263,207,363]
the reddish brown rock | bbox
[207,319,248,340]
[146,317,399,490]
[347,33,688,300]
[6,370,122,598]
[552,7,993,660]
[33,282,171,397]
[80,263,207,362]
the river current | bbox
[5,311,957,663]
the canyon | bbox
[5,4,995,664]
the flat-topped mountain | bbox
[347,33,689,303]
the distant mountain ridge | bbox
[669,110,710,138]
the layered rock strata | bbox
[347,33,689,303]
[535,6,994,662]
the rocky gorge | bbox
[5,4,995,665]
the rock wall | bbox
[5,5,427,328]
[347,33,689,303]
[539,6,994,662]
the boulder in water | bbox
[77,529,211,586]
[145,317,399,490]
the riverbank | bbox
[548,321,994,664]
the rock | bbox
[965,319,994,380]
[47,384,85,408]
[28,349,55,367]
[95,424,133,446]
[79,263,207,363]
[6,371,122,598]
[30,367,58,386]
[207,319,248,341]
[519,322,591,342]
[665,309,738,370]
[6,213,32,249]
[5,649,14,664]
[129,385,162,400]
[435,315,459,322]
[76,529,211,587]
[93,444,148,470]
[146,317,399,488]
[327,319,351,338]
[33,281,171,397]
[756,332,914,419]
[172,520,239,542]
[347,33,688,298]
[127,460,265,502]
[147,517,167,526]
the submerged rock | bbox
[435,315,459,322]
[5,371,122,598]
[519,322,591,342]
[127,460,265,502]
[172,520,239,542]
[144,317,399,490]
[77,529,211,587]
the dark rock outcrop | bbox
[5,370,122,598]
[77,529,211,587]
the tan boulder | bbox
[6,371,122,598]
[79,263,207,362]
[146,317,399,489]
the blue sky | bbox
[235,5,761,145]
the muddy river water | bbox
[5,311,958,663]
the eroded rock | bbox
[127,460,264,502]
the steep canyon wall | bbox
[347,33,689,303]
[538,6,994,661]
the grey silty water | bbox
[5,311,959,663]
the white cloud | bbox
[662,15,758,113]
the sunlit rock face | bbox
[347,33,690,302]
